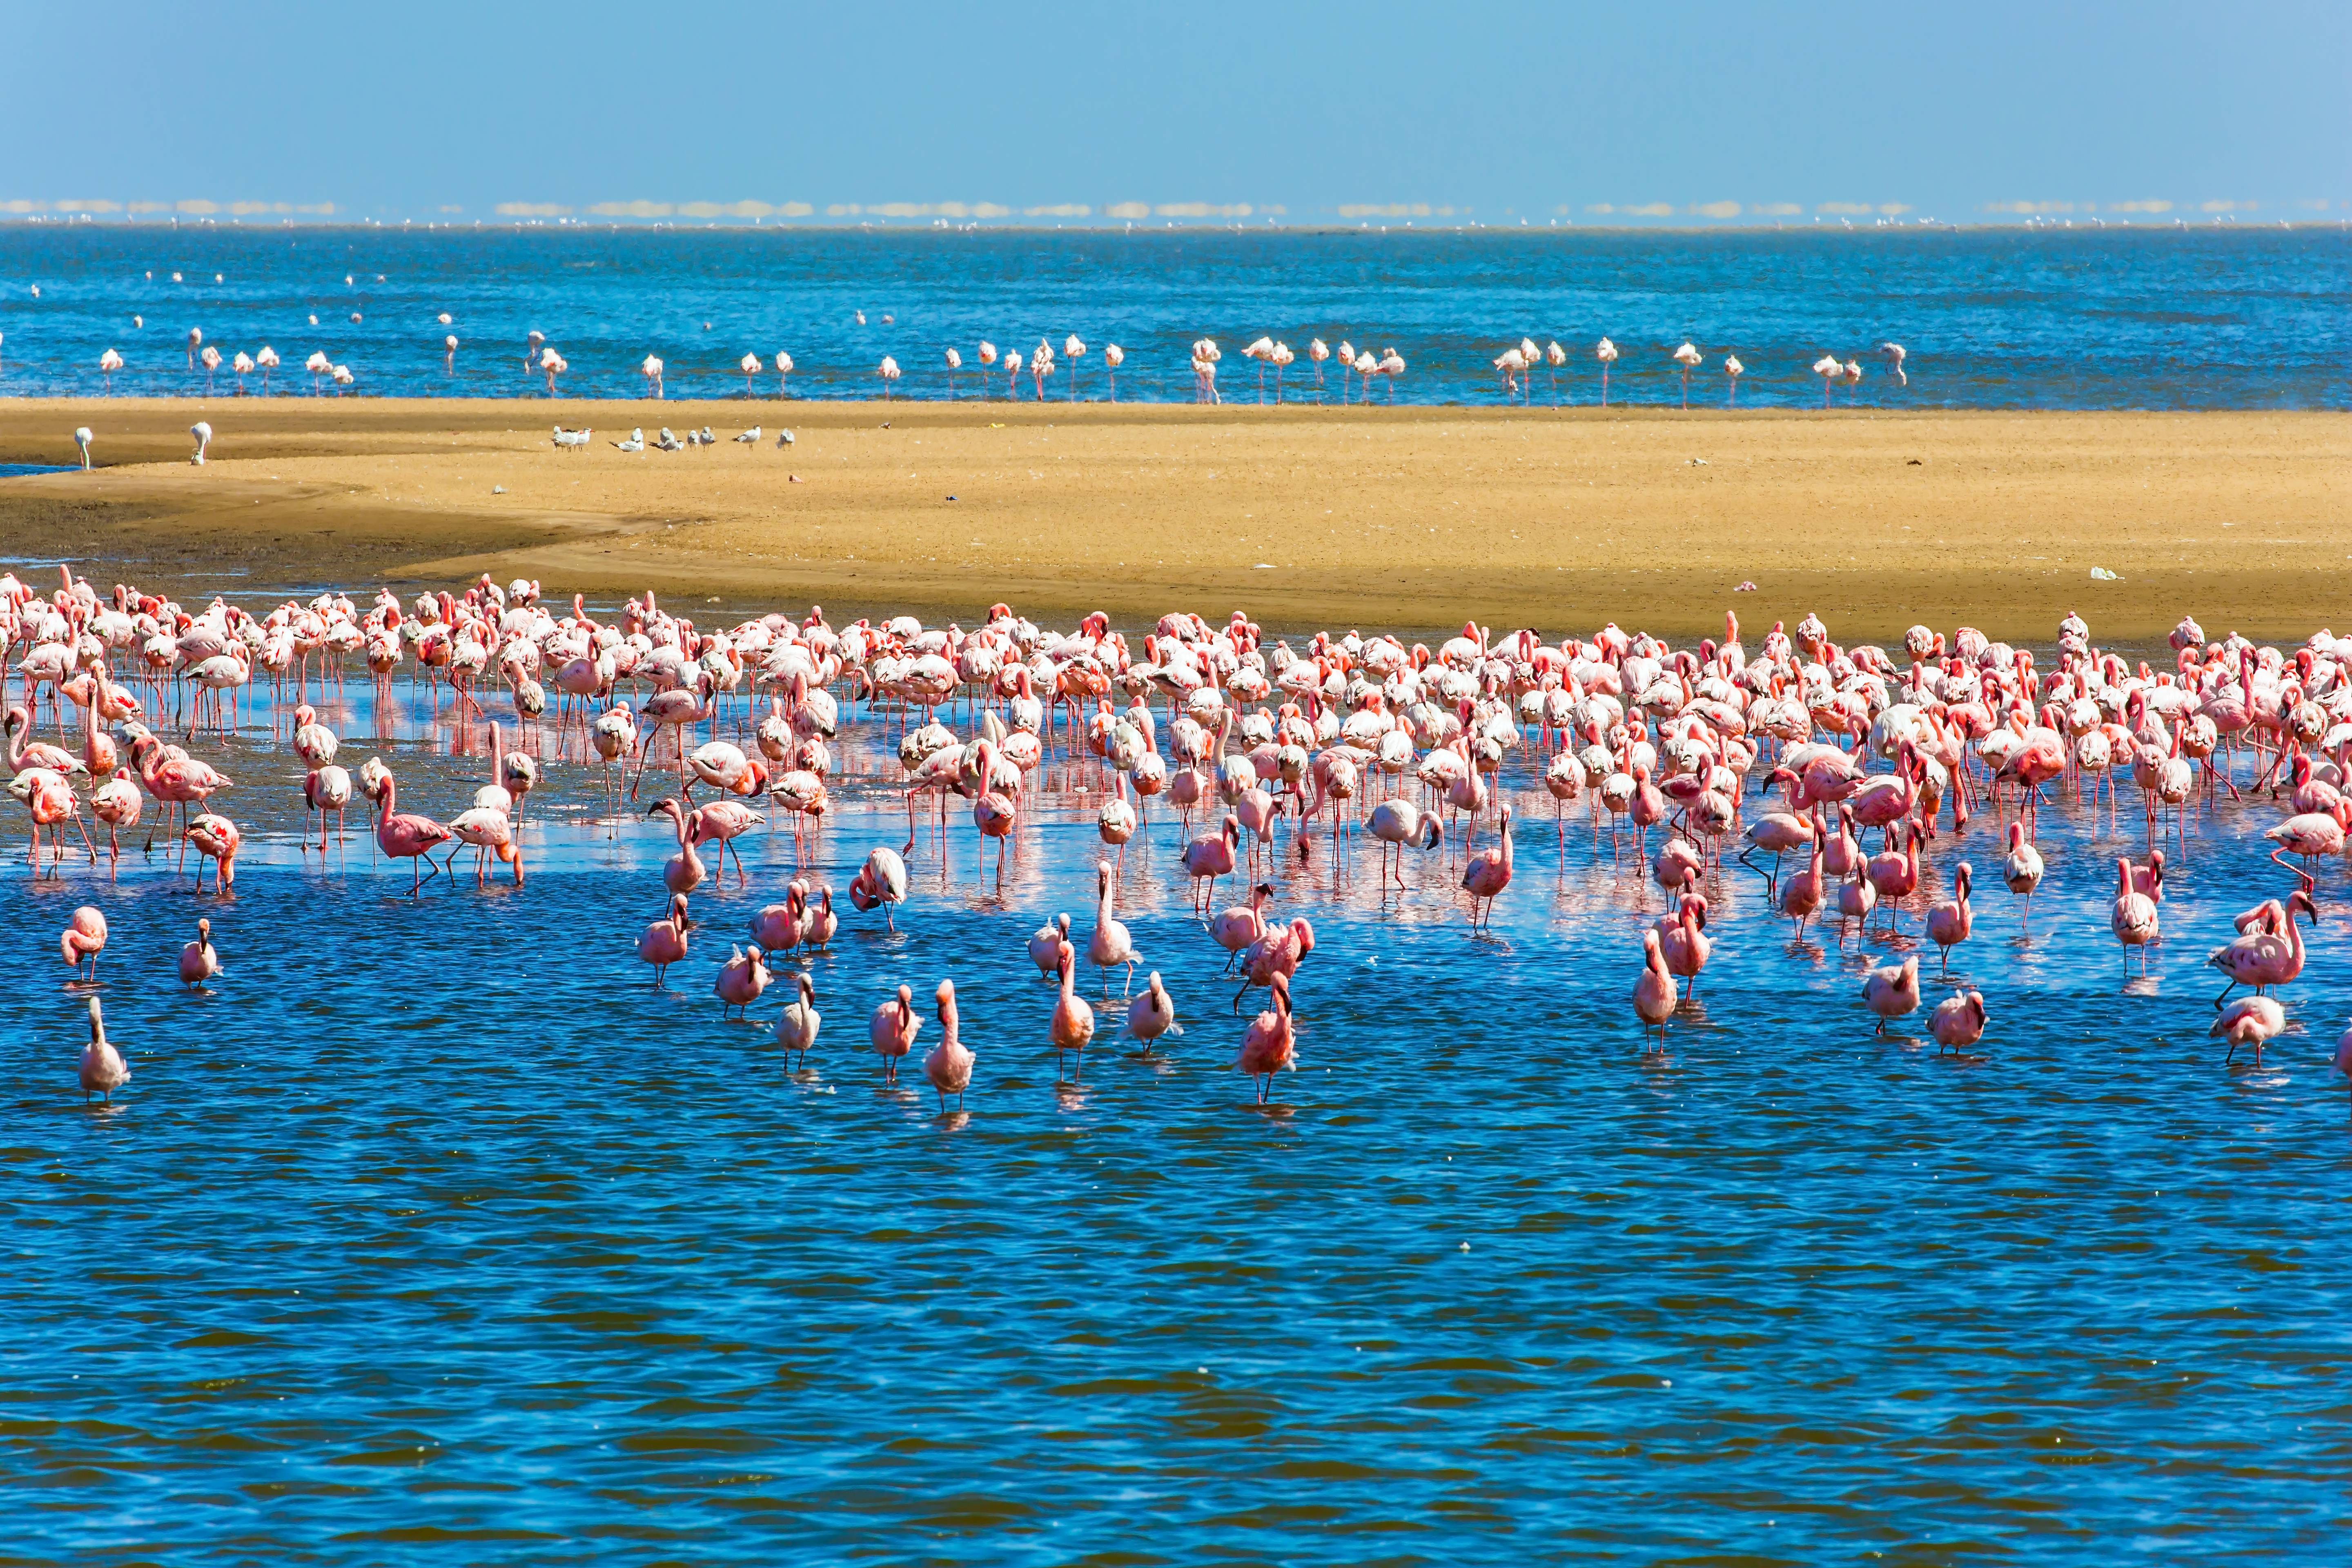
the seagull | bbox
[734,426,762,443]
[612,428,645,453]
[552,425,592,452]
[655,428,684,451]
[699,427,715,445]
[776,429,795,447]
[685,428,702,447]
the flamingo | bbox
[2111,857,2161,974]
[1087,860,1141,994]
[872,982,921,1083]
[1672,341,1701,407]
[1724,355,1744,404]
[375,774,454,893]
[178,916,222,988]
[1925,863,1974,976]
[1862,957,1922,1034]
[2206,889,2316,1007]
[923,980,975,1110]
[1126,972,1180,1056]
[775,973,821,1069]
[646,797,708,899]
[1180,813,1241,914]
[1459,804,1514,931]
[1050,940,1095,1082]
[638,893,691,987]
[78,997,129,1104]
[185,812,241,891]
[715,944,772,1019]
[59,906,107,983]
[1595,337,1617,405]
[849,844,909,929]
[2212,996,2287,1065]
[1237,971,1295,1103]
[1634,930,1677,1046]
[1929,990,1987,1054]
[2002,822,2045,932]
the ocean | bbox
[1,225,2347,409]
[3,669,2350,1560]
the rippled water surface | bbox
[6,670,2352,1564]
[1,227,2348,409]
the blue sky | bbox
[7,1,2346,224]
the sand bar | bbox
[1,399,2344,645]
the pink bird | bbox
[1050,940,1096,1082]
[1180,813,1241,915]
[638,893,691,987]
[646,797,708,899]
[1210,882,1274,971]
[178,916,222,988]
[2111,857,2161,975]
[872,982,921,1083]
[2206,888,2316,1007]
[1925,863,1974,976]
[1238,917,1315,1012]
[1656,893,1711,995]
[59,906,107,982]
[1780,838,1827,939]
[751,884,807,958]
[1929,990,1988,1054]
[1634,929,1678,1045]
[924,979,976,1110]
[715,943,771,1018]
[374,774,454,893]
[185,812,241,891]
[1459,804,1515,932]
[1237,971,1296,1103]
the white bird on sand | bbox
[74,426,93,468]
[655,428,684,451]
[777,429,795,446]
[734,426,762,443]
[612,428,645,453]
[189,421,212,465]
[552,425,591,452]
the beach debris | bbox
[788,475,801,483]
[2089,567,2123,581]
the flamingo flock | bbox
[55,314,1905,408]
[15,561,2352,1113]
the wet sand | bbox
[1,398,2344,643]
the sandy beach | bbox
[2,399,2344,644]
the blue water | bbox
[1,227,2348,409]
[5,660,2351,1562]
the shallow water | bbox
[4,672,2350,1563]
[2,227,2348,410]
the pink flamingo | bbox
[1930,991,1987,1054]
[872,982,921,1083]
[646,797,708,899]
[185,812,241,891]
[1925,863,1974,976]
[59,906,107,983]
[1780,838,1826,940]
[1862,957,1922,1033]
[1237,971,1295,1103]
[1634,929,1677,1046]
[689,798,765,883]
[1180,813,1241,915]
[1459,804,1514,932]
[1210,882,1274,971]
[1656,893,1711,996]
[1237,917,1315,1013]
[1050,940,1095,1082]
[2206,888,2316,1006]
[715,943,771,1019]
[638,893,691,986]
[92,766,142,866]
[2212,996,2286,1065]
[2111,857,2161,975]
[776,973,821,1069]
[79,997,129,1104]
[924,980,975,1110]
[179,917,222,988]
[752,884,808,958]
[375,775,454,893]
